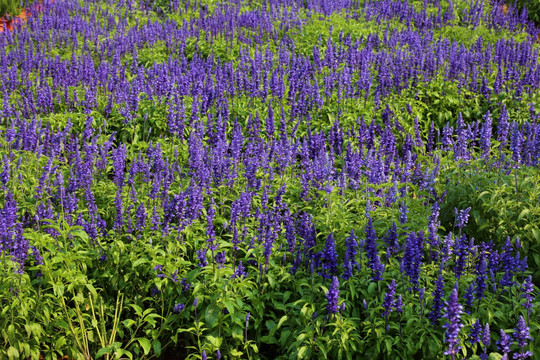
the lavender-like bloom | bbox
[384,222,399,258]
[135,203,147,231]
[402,231,423,291]
[320,233,338,279]
[232,261,247,279]
[173,303,185,313]
[454,207,471,229]
[521,275,535,313]
[326,276,340,316]
[428,202,440,249]
[475,247,488,300]
[197,248,208,268]
[365,217,384,282]
[343,230,358,279]
[398,201,408,224]
[464,283,475,314]
[469,319,482,345]
[153,264,165,278]
[497,329,512,354]
[395,295,403,313]
[30,246,43,266]
[479,111,493,159]
[510,123,523,165]
[202,350,207,360]
[216,350,221,360]
[514,315,533,359]
[480,323,490,360]
[245,312,250,343]
[498,105,510,145]
[443,283,464,359]
[428,269,446,325]
[382,279,397,318]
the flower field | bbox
[1,0,540,359]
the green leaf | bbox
[205,305,219,328]
[518,209,530,222]
[153,340,162,356]
[277,315,288,329]
[298,346,309,359]
[230,349,243,357]
[7,347,19,360]
[207,335,222,348]
[385,338,392,354]
[232,325,243,341]
[95,347,112,359]
[137,338,151,355]
[224,299,235,316]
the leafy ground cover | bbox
[0,0,540,359]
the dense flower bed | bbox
[0,0,539,359]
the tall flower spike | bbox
[429,267,446,325]
[469,319,482,345]
[480,323,490,360]
[514,315,532,359]
[443,283,463,359]
[454,207,471,229]
[497,329,512,354]
[382,279,397,318]
[521,275,535,315]
[321,233,338,279]
[326,276,340,317]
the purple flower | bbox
[479,111,492,159]
[197,248,208,268]
[320,233,338,279]
[469,320,482,345]
[402,231,423,291]
[454,207,471,229]
[464,283,475,314]
[480,323,490,360]
[343,230,358,279]
[202,350,207,360]
[514,315,532,359]
[173,303,185,313]
[443,283,463,358]
[365,217,384,282]
[232,261,247,279]
[428,270,445,325]
[497,329,512,354]
[510,122,523,164]
[498,105,510,145]
[521,275,535,311]
[382,279,397,318]
[326,276,340,316]
[395,295,403,313]
[30,246,43,266]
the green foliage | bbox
[0,0,18,18]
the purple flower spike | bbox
[497,329,512,354]
[382,279,397,318]
[454,207,471,229]
[326,276,340,316]
[469,320,482,345]
[173,303,185,313]
[514,315,533,359]
[443,283,464,359]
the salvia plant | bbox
[0,0,539,359]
